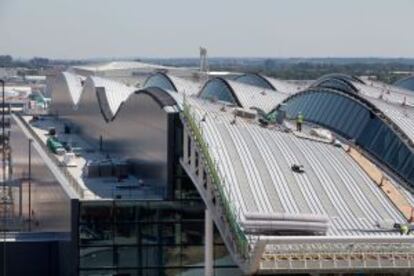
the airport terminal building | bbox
[6,62,414,275]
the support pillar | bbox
[183,129,189,164]
[198,161,204,184]
[205,209,214,276]
[190,138,196,172]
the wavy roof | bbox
[183,96,406,236]
[90,76,135,121]
[72,61,170,73]
[320,73,365,84]
[61,72,85,106]
[304,75,414,139]
[234,73,305,94]
[312,75,359,94]
[143,72,201,96]
[199,77,289,113]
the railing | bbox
[255,236,414,271]
[13,113,85,198]
[181,101,249,258]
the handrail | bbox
[181,101,249,258]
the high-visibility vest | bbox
[297,114,304,124]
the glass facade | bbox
[144,73,177,92]
[78,200,240,276]
[234,74,275,90]
[77,161,240,276]
[278,90,414,188]
[199,79,238,105]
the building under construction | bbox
[1,61,414,275]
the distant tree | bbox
[29,57,50,67]
[264,59,276,72]
[0,55,13,66]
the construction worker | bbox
[296,112,304,132]
[401,224,410,235]
[394,223,411,235]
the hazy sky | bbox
[1,0,413,59]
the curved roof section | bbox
[234,73,276,90]
[338,78,414,108]
[50,72,86,116]
[61,72,85,106]
[312,76,359,94]
[306,74,414,133]
[320,73,365,84]
[143,72,176,91]
[112,86,179,122]
[234,73,305,94]
[394,75,414,92]
[199,77,240,105]
[90,76,136,121]
[365,97,414,143]
[184,96,406,236]
[136,87,179,108]
[143,72,201,96]
[274,87,414,189]
[199,77,289,113]
[72,61,170,73]
[279,87,414,144]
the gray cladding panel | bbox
[102,93,169,188]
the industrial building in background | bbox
[0,59,414,276]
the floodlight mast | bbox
[200,47,209,73]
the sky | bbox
[0,0,413,59]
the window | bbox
[281,90,414,188]
[199,79,237,104]
[235,74,274,90]
[144,73,176,91]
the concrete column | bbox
[190,139,196,172]
[205,209,214,276]
[198,160,205,185]
[183,129,189,163]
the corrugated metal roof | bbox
[144,72,202,96]
[364,96,414,143]
[61,72,85,106]
[184,96,407,237]
[167,74,203,96]
[262,76,307,94]
[355,81,414,106]
[90,76,135,117]
[50,72,413,238]
[348,81,414,143]
[72,61,170,72]
[217,79,290,113]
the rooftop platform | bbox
[15,115,164,201]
